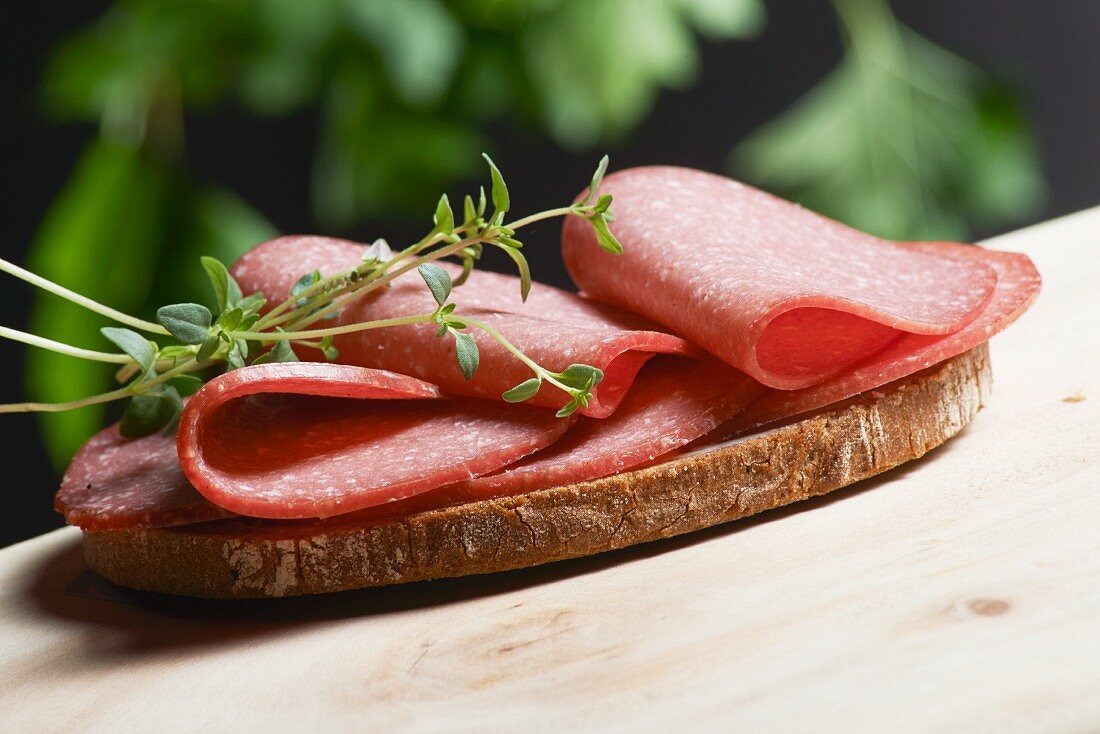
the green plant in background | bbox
[31,0,765,467]
[732,0,1045,241]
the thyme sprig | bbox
[0,156,620,436]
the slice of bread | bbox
[83,344,990,599]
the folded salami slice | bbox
[176,363,574,519]
[721,241,1040,432]
[231,236,698,417]
[563,167,1004,390]
[188,356,766,529]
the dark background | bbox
[3,0,1098,547]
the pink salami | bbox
[563,167,1004,390]
[403,356,765,506]
[55,425,233,532]
[177,363,574,519]
[231,237,698,417]
[723,241,1040,432]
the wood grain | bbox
[1,208,1098,732]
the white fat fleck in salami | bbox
[231,236,699,417]
[562,166,1005,390]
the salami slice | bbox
[56,425,233,532]
[721,241,1040,432]
[177,363,574,519]
[231,236,698,417]
[563,167,1003,390]
[415,356,766,503]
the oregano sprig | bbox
[0,155,622,432]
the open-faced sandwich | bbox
[13,159,1038,597]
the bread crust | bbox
[83,345,991,598]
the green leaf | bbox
[555,398,583,419]
[119,387,183,438]
[252,338,299,364]
[100,327,155,374]
[557,364,605,390]
[320,334,340,360]
[418,263,452,307]
[225,339,248,371]
[433,193,455,233]
[593,193,614,214]
[26,140,166,468]
[477,186,487,217]
[586,155,610,204]
[271,339,300,362]
[589,215,623,254]
[502,378,541,403]
[291,270,321,299]
[197,334,221,362]
[482,153,510,214]
[453,330,479,381]
[215,307,245,332]
[200,256,242,311]
[157,303,213,345]
[463,194,477,226]
[237,292,267,314]
[497,244,532,302]
[731,0,1044,240]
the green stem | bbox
[0,356,212,415]
[258,208,584,335]
[0,326,132,364]
[280,235,482,332]
[505,205,585,231]
[460,316,577,396]
[0,257,170,335]
[229,312,435,342]
[0,386,137,414]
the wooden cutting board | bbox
[1,208,1097,733]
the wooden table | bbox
[2,209,1098,733]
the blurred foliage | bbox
[733,0,1045,241]
[30,0,764,465]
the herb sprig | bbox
[0,156,620,435]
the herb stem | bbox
[505,205,584,231]
[0,326,133,364]
[229,312,435,342]
[460,316,576,396]
[277,235,479,332]
[0,386,136,414]
[0,258,170,336]
[0,357,214,414]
